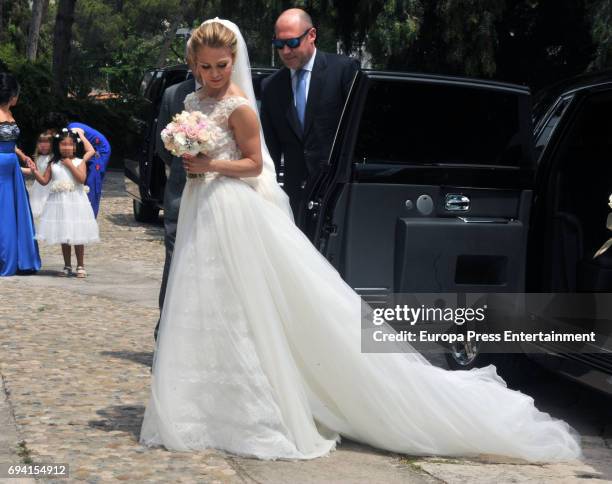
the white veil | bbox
[202,18,293,219]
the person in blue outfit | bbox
[65,122,111,217]
[0,72,41,276]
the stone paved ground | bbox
[0,174,238,483]
[0,172,610,483]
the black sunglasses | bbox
[272,28,312,49]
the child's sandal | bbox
[75,266,87,278]
[58,266,72,277]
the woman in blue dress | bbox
[0,72,41,276]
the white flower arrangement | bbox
[50,180,76,193]
[55,128,82,144]
[49,181,90,194]
[160,110,223,156]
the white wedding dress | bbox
[29,154,51,218]
[140,91,581,462]
[36,158,99,245]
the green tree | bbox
[496,0,595,89]
[26,0,48,61]
[52,0,77,95]
[588,0,612,70]
[366,0,424,69]
[1,0,31,54]
[437,0,504,77]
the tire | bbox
[445,338,486,370]
[445,348,529,387]
[133,199,160,223]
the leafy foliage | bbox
[367,0,424,69]
[588,0,612,71]
[2,0,612,167]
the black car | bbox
[305,69,612,393]
[124,64,276,222]
[125,66,612,395]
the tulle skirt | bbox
[36,188,99,245]
[140,175,581,462]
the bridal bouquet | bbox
[160,110,222,156]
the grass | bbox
[17,440,33,464]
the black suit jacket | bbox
[155,78,196,226]
[260,50,359,217]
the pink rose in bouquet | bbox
[160,111,222,156]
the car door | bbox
[124,68,160,200]
[302,71,536,305]
[524,81,612,384]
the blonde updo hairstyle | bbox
[187,21,238,82]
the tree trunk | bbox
[155,0,188,68]
[26,0,45,61]
[0,0,4,44]
[52,0,77,96]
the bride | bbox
[140,18,581,462]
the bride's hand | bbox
[182,153,212,174]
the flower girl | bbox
[28,129,99,278]
[28,130,55,218]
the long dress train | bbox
[140,93,581,462]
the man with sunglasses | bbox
[261,8,360,222]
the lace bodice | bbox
[0,122,19,142]
[183,93,251,161]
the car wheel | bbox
[445,339,483,370]
[445,347,529,387]
[133,199,160,223]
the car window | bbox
[534,96,573,161]
[140,70,155,97]
[560,89,612,157]
[164,70,191,91]
[353,80,529,167]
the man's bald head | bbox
[275,8,313,33]
[274,8,316,70]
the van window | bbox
[353,79,529,167]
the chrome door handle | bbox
[445,194,470,211]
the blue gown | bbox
[67,122,111,217]
[0,122,41,276]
